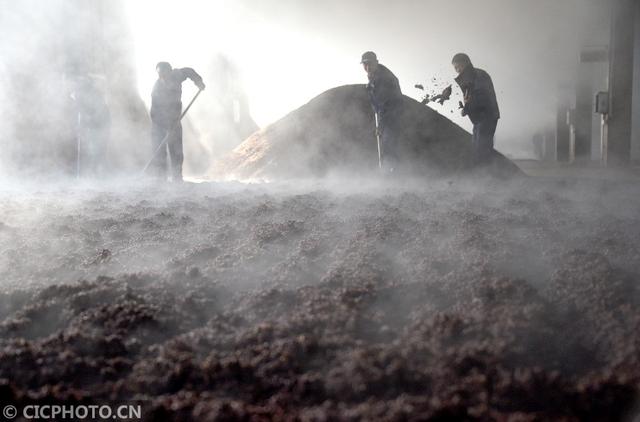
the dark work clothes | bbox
[151,68,203,123]
[455,66,500,166]
[380,116,403,168]
[366,64,403,168]
[367,64,402,119]
[149,68,203,179]
[472,118,498,165]
[454,66,500,125]
[151,122,183,180]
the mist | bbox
[125,0,610,160]
[0,0,611,178]
[1,175,640,418]
[1,1,640,419]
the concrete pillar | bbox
[574,67,593,161]
[590,62,608,161]
[607,0,636,166]
[576,51,609,162]
[632,1,640,162]
[544,129,556,161]
[556,100,571,162]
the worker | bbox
[361,51,403,171]
[452,53,500,167]
[150,62,205,182]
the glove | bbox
[196,80,206,90]
[458,101,467,117]
[439,85,452,104]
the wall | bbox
[632,1,640,161]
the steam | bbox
[0,1,257,180]
[124,0,611,159]
[0,2,638,416]
[1,175,639,292]
[0,0,148,179]
[0,0,612,180]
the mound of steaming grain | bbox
[212,85,522,180]
[0,179,639,420]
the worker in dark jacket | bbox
[150,62,205,182]
[452,53,500,166]
[361,51,403,170]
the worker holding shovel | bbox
[146,62,205,182]
[361,51,403,172]
[452,53,500,167]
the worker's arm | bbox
[464,88,490,115]
[454,76,470,116]
[177,68,206,90]
[376,77,402,117]
[366,81,378,113]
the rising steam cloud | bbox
[0,0,611,181]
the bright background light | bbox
[124,0,603,159]
[125,0,360,128]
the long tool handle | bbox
[375,112,383,169]
[141,89,203,175]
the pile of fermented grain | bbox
[0,178,639,420]
[211,85,521,180]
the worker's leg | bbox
[472,119,498,166]
[381,117,402,171]
[150,121,168,179]
[167,122,184,182]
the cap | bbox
[156,61,172,72]
[360,51,378,64]
[451,53,472,66]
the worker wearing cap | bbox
[452,53,500,167]
[361,51,403,171]
[150,62,205,182]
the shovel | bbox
[375,112,383,169]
